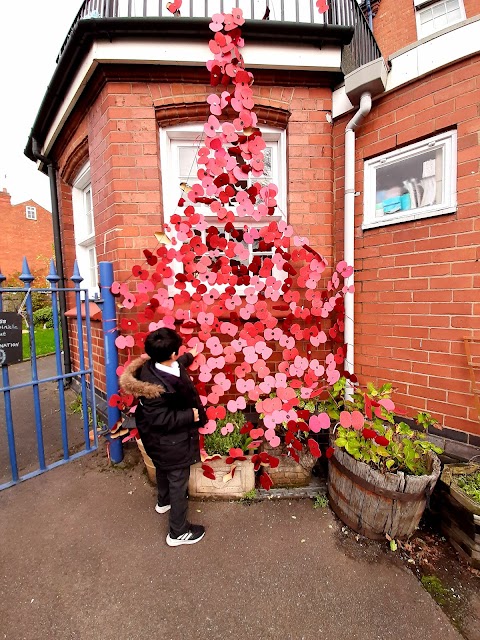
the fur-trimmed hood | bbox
[119,356,165,399]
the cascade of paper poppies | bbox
[111,3,350,485]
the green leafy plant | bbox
[204,410,251,456]
[455,471,480,504]
[240,488,258,504]
[313,494,329,509]
[331,379,443,476]
[33,306,54,328]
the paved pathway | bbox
[0,452,463,640]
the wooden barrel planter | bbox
[434,463,480,569]
[328,447,441,540]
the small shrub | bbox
[33,306,54,328]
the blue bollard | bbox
[99,261,123,463]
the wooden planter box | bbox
[435,463,480,569]
[328,447,441,540]
[263,443,316,488]
[189,457,255,499]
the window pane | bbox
[84,186,94,236]
[432,2,447,17]
[446,0,459,10]
[375,147,444,217]
[178,146,199,179]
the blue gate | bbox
[0,258,99,490]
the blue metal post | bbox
[20,258,46,470]
[99,261,122,461]
[71,261,91,450]
[47,260,69,460]
[0,270,19,482]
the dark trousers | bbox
[155,466,190,537]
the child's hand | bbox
[192,408,200,422]
[190,344,200,358]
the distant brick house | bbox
[25,0,479,455]
[0,188,53,280]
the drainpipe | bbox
[344,92,372,386]
[31,139,72,379]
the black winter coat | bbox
[119,354,207,471]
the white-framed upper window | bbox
[26,206,37,220]
[72,163,99,297]
[363,130,457,230]
[159,123,287,292]
[415,0,466,39]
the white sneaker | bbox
[155,504,171,514]
[166,524,205,547]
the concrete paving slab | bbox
[0,452,463,640]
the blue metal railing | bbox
[0,259,98,491]
[57,0,381,70]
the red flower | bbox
[362,428,377,440]
[375,435,390,447]
[325,446,334,459]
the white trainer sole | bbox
[166,532,205,547]
[155,504,171,514]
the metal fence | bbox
[0,259,98,490]
[58,0,381,69]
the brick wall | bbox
[54,78,335,400]
[333,54,480,440]
[0,191,53,281]
[373,0,479,59]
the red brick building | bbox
[25,0,480,456]
[0,189,53,280]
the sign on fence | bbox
[0,312,23,365]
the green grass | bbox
[22,329,57,360]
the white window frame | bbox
[72,163,99,298]
[363,130,457,230]
[415,0,466,39]
[25,206,37,220]
[159,123,287,294]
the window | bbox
[363,130,457,229]
[415,0,465,38]
[72,163,98,297]
[159,124,287,291]
[26,206,37,220]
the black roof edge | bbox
[24,17,354,164]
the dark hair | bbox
[144,328,182,363]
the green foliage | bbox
[332,379,442,476]
[455,471,480,504]
[313,494,329,509]
[240,488,258,504]
[421,575,451,606]
[33,306,54,328]
[69,395,106,430]
[204,410,252,456]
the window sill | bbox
[362,206,456,230]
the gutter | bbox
[31,140,72,380]
[344,91,372,381]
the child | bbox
[120,327,207,546]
